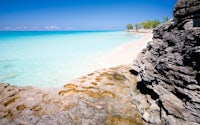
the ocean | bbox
[0,31,139,88]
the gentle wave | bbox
[0,31,139,88]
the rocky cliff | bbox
[132,0,200,124]
[0,0,200,125]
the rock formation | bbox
[0,66,146,125]
[132,0,200,124]
[0,0,200,124]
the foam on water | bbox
[0,31,139,88]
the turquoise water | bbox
[0,31,139,88]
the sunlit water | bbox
[0,31,139,88]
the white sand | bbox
[99,32,153,67]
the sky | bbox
[0,0,177,30]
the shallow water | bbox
[0,31,139,88]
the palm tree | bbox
[163,16,170,23]
[135,23,140,31]
[127,24,133,30]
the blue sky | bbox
[0,0,177,30]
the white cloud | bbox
[45,25,60,30]
[2,26,27,30]
[3,26,12,30]
[0,25,73,31]
[15,26,27,30]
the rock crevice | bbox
[132,0,200,124]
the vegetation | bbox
[135,23,140,31]
[152,19,161,28]
[140,19,161,29]
[163,16,170,23]
[127,24,133,30]
[127,16,170,30]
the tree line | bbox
[127,17,170,30]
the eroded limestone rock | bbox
[0,65,145,125]
[132,0,200,124]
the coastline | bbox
[100,32,153,67]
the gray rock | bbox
[132,0,200,124]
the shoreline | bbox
[99,32,153,67]
[0,31,152,88]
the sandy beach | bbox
[100,32,153,67]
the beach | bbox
[100,32,153,67]
[0,31,142,87]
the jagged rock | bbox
[132,0,200,124]
[174,0,200,29]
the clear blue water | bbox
[0,31,139,88]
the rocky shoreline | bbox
[0,65,146,124]
[0,0,200,124]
